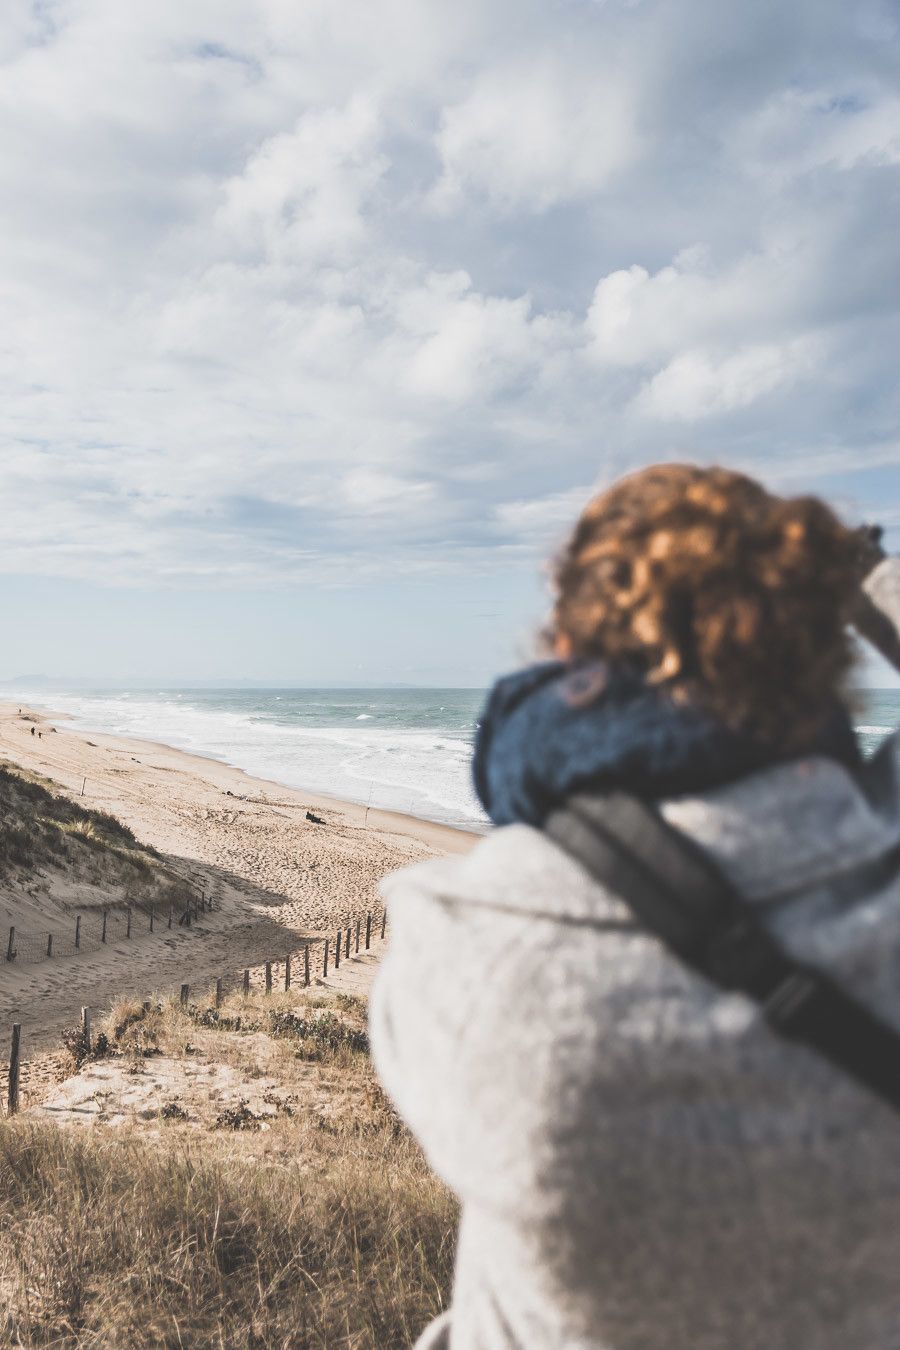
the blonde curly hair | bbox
[548,464,864,746]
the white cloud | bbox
[215,96,388,264]
[0,0,898,588]
[432,60,640,212]
[401,280,541,402]
[339,468,436,516]
[636,340,818,422]
[494,485,598,545]
[738,88,900,182]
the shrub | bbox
[269,1009,370,1056]
[214,1099,262,1131]
[61,1027,112,1069]
[160,1100,189,1121]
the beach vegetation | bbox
[0,760,195,916]
[0,984,456,1348]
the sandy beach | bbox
[0,701,475,1062]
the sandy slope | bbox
[0,702,474,1063]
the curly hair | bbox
[548,464,866,746]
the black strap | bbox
[545,791,900,1113]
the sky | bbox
[1,0,899,687]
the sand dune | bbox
[0,702,474,1058]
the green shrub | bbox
[270,1008,370,1056]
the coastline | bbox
[0,701,479,850]
[0,701,476,1057]
[9,688,487,835]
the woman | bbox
[370,465,900,1349]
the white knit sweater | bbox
[370,558,900,1350]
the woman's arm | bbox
[854,551,900,676]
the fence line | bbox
[2,906,388,1115]
[3,889,217,968]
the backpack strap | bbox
[544,791,900,1113]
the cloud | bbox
[636,340,819,422]
[338,468,437,517]
[0,0,899,589]
[400,276,546,402]
[431,59,640,212]
[494,485,598,547]
[215,95,388,264]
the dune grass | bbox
[0,988,457,1348]
[0,1118,454,1348]
[0,760,194,911]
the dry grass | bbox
[0,986,457,1349]
[0,760,194,911]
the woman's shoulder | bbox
[380,821,630,927]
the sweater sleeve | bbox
[859,557,900,674]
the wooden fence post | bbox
[265,962,272,994]
[365,913,372,950]
[323,939,329,978]
[46,933,53,957]
[168,907,174,930]
[126,907,132,939]
[6,927,15,962]
[74,915,81,950]
[215,978,223,1009]
[243,968,250,995]
[355,918,361,954]
[381,909,387,940]
[149,907,154,933]
[334,931,341,969]
[345,927,351,959]
[304,944,310,987]
[7,1025,21,1115]
[101,910,108,943]
[284,955,291,991]
[180,984,189,1007]
[81,1006,92,1053]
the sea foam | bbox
[14,686,488,830]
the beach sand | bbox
[0,701,475,1072]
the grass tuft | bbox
[0,1117,456,1347]
[0,761,195,915]
[0,987,456,1346]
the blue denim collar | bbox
[472,662,860,827]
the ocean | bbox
[853,688,900,759]
[20,687,488,829]
[10,685,900,831]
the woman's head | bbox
[548,464,866,745]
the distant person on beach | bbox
[371,464,900,1349]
